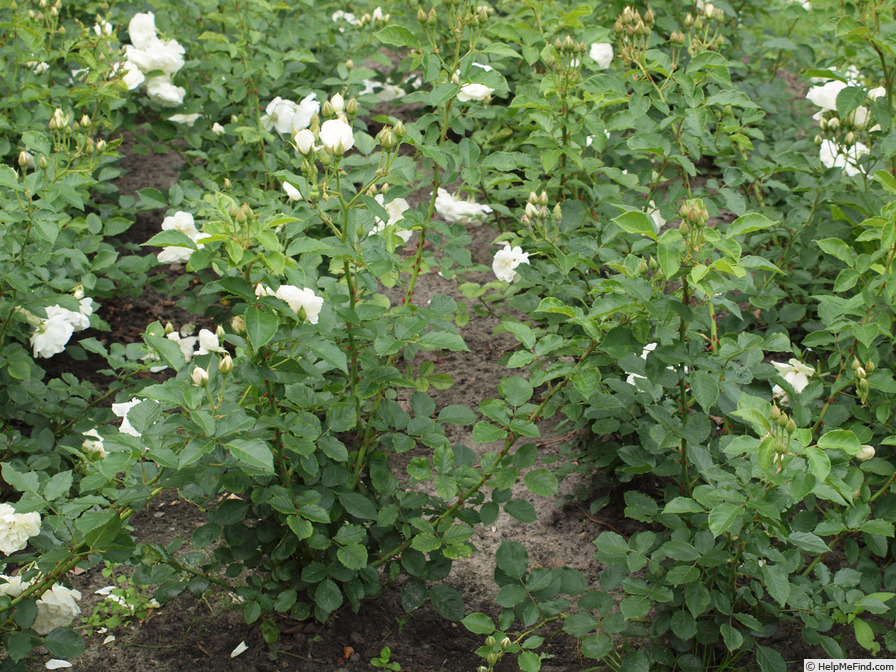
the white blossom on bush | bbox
[128,12,157,49]
[283,182,302,201]
[156,211,204,264]
[261,95,319,135]
[274,286,324,324]
[29,300,95,358]
[81,429,108,459]
[0,504,41,554]
[370,195,413,243]
[195,329,225,355]
[492,244,530,282]
[167,113,200,126]
[145,76,186,108]
[589,43,614,69]
[819,139,869,177]
[457,63,495,102]
[32,584,81,635]
[434,188,492,224]
[626,343,658,386]
[771,358,814,404]
[112,398,142,437]
[319,118,354,154]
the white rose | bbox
[492,244,530,282]
[212,122,225,135]
[283,182,302,201]
[434,188,492,224]
[33,584,81,635]
[294,128,316,154]
[167,113,201,126]
[125,39,185,76]
[94,19,113,37]
[111,398,141,437]
[156,211,204,263]
[30,313,75,358]
[856,445,876,461]
[261,94,319,135]
[0,504,41,554]
[117,60,145,90]
[319,118,354,155]
[274,286,324,324]
[81,429,108,459]
[589,43,614,69]
[819,139,868,177]
[806,80,847,111]
[128,12,156,50]
[0,575,27,598]
[771,357,815,404]
[144,75,186,107]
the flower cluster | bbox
[806,73,883,177]
[27,297,96,359]
[123,12,187,107]
[0,577,81,635]
[0,504,41,554]
[156,211,205,264]
[256,284,324,324]
[435,188,493,225]
[143,325,226,372]
[492,244,530,282]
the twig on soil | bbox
[575,503,625,537]
[536,428,580,447]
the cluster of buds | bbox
[768,404,798,473]
[357,7,389,28]
[522,190,549,225]
[552,34,587,56]
[614,5,654,38]
[770,404,798,436]
[228,201,254,225]
[678,197,709,254]
[321,93,358,119]
[477,635,512,670]
[375,120,405,151]
[852,357,874,404]
[48,107,71,131]
[191,353,233,387]
[416,6,438,25]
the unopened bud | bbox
[866,360,876,373]
[330,93,345,114]
[785,418,797,434]
[845,131,856,145]
[223,177,232,190]
[500,637,511,651]
[856,366,867,379]
[219,353,233,375]
[427,7,437,24]
[393,119,406,139]
[776,412,789,428]
[486,653,498,666]
[191,366,209,387]
[770,405,781,420]
[18,150,34,169]
[38,155,48,168]
[828,117,840,131]
[346,97,358,116]
[485,636,496,648]
[231,315,246,334]
[684,12,694,27]
[417,7,428,22]
[321,100,335,118]
[164,321,175,335]
[814,134,823,145]
[856,445,875,461]
[81,114,91,127]
[377,126,396,149]
[553,203,563,223]
[679,220,690,236]
[235,203,249,223]
[525,202,539,219]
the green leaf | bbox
[524,469,558,496]
[245,307,278,349]
[691,372,719,412]
[708,503,740,537]
[374,25,419,48]
[671,610,697,640]
[685,582,711,617]
[593,532,629,563]
[337,544,368,570]
[581,634,613,660]
[519,651,541,672]
[495,540,528,578]
[437,404,476,424]
[461,612,495,635]
[725,212,777,238]
[43,471,73,501]
[620,596,650,619]
[2,464,39,493]
[720,623,744,651]
[805,445,832,481]
[6,631,32,661]
[44,628,85,658]
[274,589,297,613]
[473,421,506,443]
[817,238,856,267]
[429,584,464,621]
[755,646,787,672]
[287,516,312,540]
[853,618,878,651]
[612,210,657,240]
[228,439,275,473]
[788,531,831,554]
[657,241,681,277]
[817,429,861,454]
[499,376,534,407]
[504,499,538,522]
[338,492,378,520]
[663,497,705,514]
[314,579,343,615]
[761,564,791,607]
[142,229,197,249]
[836,86,867,118]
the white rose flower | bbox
[626,343,658,386]
[274,286,324,324]
[434,188,492,224]
[117,60,145,90]
[167,113,201,126]
[212,122,225,135]
[128,12,157,50]
[167,331,197,361]
[332,10,358,25]
[144,75,186,107]
[111,398,141,437]
[0,575,27,599]
[647,201,666,234]
[806,80,847,111]
[771,357,814,404]
[868,86,886,100]
[255,283,274,298]
[125,39,185,76]
[283,182,302,202]
[81,429,108,459]
[195,328,224,355]
[294,128,316,154]
[492,244,530,282]
[589,43,614,69]
[156,211,204,263]
[457,63,495,102]
[191,366,209,386]
[261,94,319,135]
[27,61,50,75]
[30,313,75,358]
[819,139,869,177]
[319,118,354,154]
[370,194,413,242]
[0,503,41,554]
[33,584,81,635]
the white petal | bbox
[46,661,73,670]
[230,641,249,658]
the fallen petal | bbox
[230,641,249,658]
